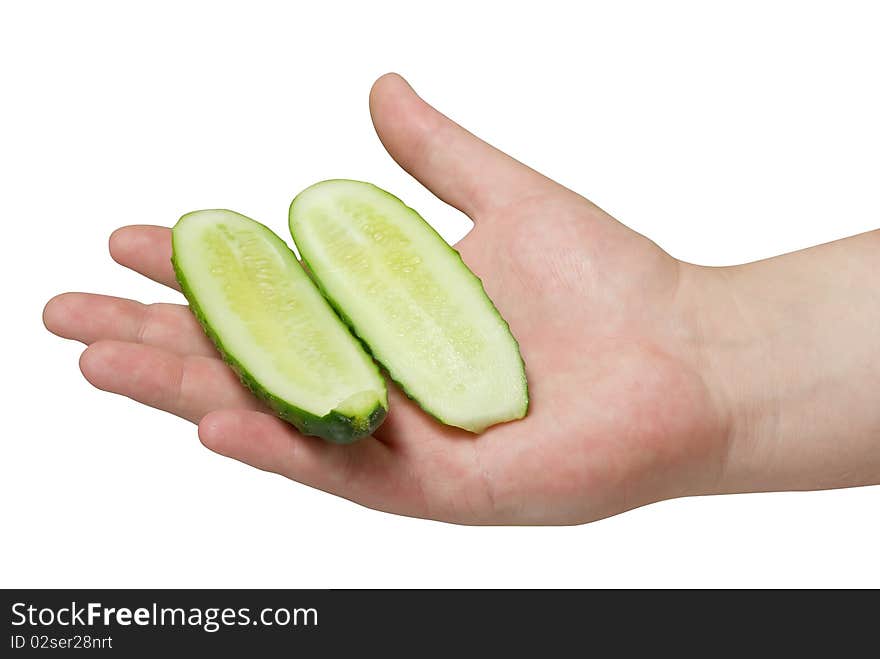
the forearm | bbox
[685,230,880,494]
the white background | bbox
[2,1,878,588]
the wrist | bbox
[678,233,880,495]
[676,263,781,494]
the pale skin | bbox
[43,73,880,524]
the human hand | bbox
[42,73,880,524]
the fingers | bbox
[79,340,262,423]
[198,409,408,509]
[109,225,179,290]
[369,73,559,220]
[78,340,409,513]
[43,293,218,357]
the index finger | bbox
[109,225,180,290]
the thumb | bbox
[369,73,561,221]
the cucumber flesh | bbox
[289,180,528,433]
[172,209,387,443]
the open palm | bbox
[44,74,728,524]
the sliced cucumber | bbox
[289,180,528,433]
[172,209,387,443]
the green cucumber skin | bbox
[171,212,387,444]
[289,181,529,431]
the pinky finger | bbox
[198,409,411,511]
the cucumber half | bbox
[289,180,528,433]
[172,209,387,443]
